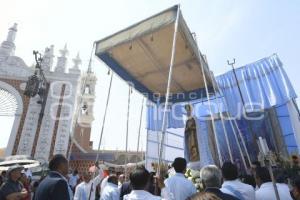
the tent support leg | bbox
[228,117,248,170]
[228,59,258,159]
[214,79,252,169]
[194,36,223,166]
[124,85,132,179]
[208,72,234,163]
[136,97,145,164]
[233,119,252,166]
[158,5,181,176]
[95,73,114,162]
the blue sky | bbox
[0,0,299,150]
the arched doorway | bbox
[0,81,23,157]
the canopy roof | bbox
[95,5,213,103]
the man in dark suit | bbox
[188,165,240,200]
[34,154,71,200]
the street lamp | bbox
[24,51,48,121]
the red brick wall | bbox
[73,123,92,152]
[69,159,95,174]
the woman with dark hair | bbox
[146,172,161,196]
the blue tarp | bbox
[216,54,297,116]
[147,54,297,130]
[146,54,299,161]
[275,103,299,154]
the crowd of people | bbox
[0,154,300,200]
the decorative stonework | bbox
[53,83,76,156]
[34,82,63,161]
[54,44,68,73]
[17,95,41,155]
[0,23,85,164]
[0,56,32,79]
[41,45,54,71]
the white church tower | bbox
[73,61,97,151]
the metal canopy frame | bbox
[94,5,227,174]
[95,5,214,103]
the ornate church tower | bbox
[0,23,17,57]
[54,44,68,73]
[73,62,97,151]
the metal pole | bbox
[68,43,95,161]
[292,99,300,117]
[156,103,160,165]
[267,163,280,200]
[88,73,114,200]
[233,119,252,167]
[95,73,114,162]
[227,59,246,106]
[67,136,74,162]
[214,76,251,169]
[158,5,180,176]
[208,72,233,163]
[124,85,132,179]
[193,36,222,166]
[228,118,248,170]
[136,98,145,164]
[227,59,258,160]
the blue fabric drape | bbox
[146,102,184,131]
[146,54,297,130]
[216,54,297,117]
[275,103,299,154]
[145,54,299,164]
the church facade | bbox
[0,23,83,164]
[0,23,144,170]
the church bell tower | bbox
[73,60,97,151]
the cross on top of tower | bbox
[72,52,81,69]
[59,44,68,57]
[7,23,18,43]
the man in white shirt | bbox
[100,176,109,196]
[74,165,104,200]
[100,175,119,200]
[124,167,165,200]
[164,157,197,200]
[255,166,293,200]
[118,174,125,189]
[221,162,255,200]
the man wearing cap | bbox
[0,164,28,200]
[164,157,197,200]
